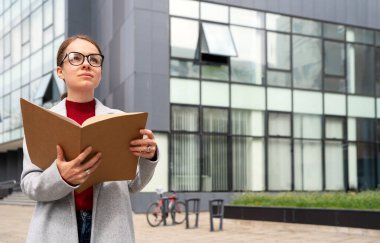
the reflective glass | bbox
[11,0,21,27]
[356,118,376,142]
[324,41,344,76]
[232,109,264,136]
[21,0,30,19]
[231,26,264,84]
[376,47,380,96]
[4,33,11,56]
[0,38,3,73]
[11,64,21,91]
[22,42,30,58]
[268,138,292,190]
[347,44,375,95]
[202,135,228,191]
[294,114,321,139]
[54,0,65,37]
[3,94,10,117]
[348,96,375,118]
[293,90,323,114]
[170,59,199,78]
[294,140,322,191]
[170,133,200,191]
[324,77,346,93]
[171,17,198,59]
[201,81,229,107]
[267,70,291,87]
[376,32,380,46]
[201,22,237,56]
[3,70,10,94]
[325,141,345,190]
[200,2,228,23]
[357,142,376,189]
[201,63,228,81]
[43,0,53,28]
[3,8,10,33]
[325,117,345,139]
[43,42,53,74]
[203,108,228,133]
[171,105,199,131]
[267,32,290,70]
[10,89,21,129]
[230,7,264,28]
[266,13,290,32]
[267,87,292,112]
[268,112,291,137]
[22,17,29,44]
[231,84,265,110]
[293,36,322,90]
[11,24,21,64]
[169,0,199,19]
[346,27,374,44]
[323,23,345,40]
[292,18,321,36]
[30,6,42,52]
[30,49,42,81]
[43,25,53,44]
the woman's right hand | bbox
[56,145,102,186]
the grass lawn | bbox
[230,191,380,210]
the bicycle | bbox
[146,189,186,227]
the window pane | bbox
[202,135,228,191]
[201,63,228,81]
[4,33,11,56]
[231,84,265,110]
[293,90,323,114]
[348,96,375,118]
[43,42,53,74]
[170,59,199,78]
[231,109,264,136]
[10,89,21,129]
[293,36,322,90]
[43,0,52,28]
[325,117,345,139]
[230,7,264,28]
[324,41,344,76]
[200,2,228,23]
[233,137,264,191]
[30,49,42,81]
[266,13,290,32]
[231,26,265,84]
[22,17,29,44]
[267,32,290,70]
[171,17,198,59]
[21,57,30,85]
[203,108,228,133]
[357,142,376,189]
[11,64,21,91]
[169,0,199,19]
[376,32,380,46]
[171,105,199,131]
[323,23,345,40]
[356,118,376,142]
[324,77,346,93]
[11,24,21,64]
[346,27,374,44]
[325,141,345,190]
[30,6,42,52]
[268,112,291,137]
[201,22,237,56]
[267,70,291,87]
[376,47,380,96]
[268,138,292,190]
[170,78,200,105]
[347,44,375,95]
[292,18,321,36]
[267,87,292,112]
[170,134,200,191]
[54,0,65,37]
[294,114,321,139]
[294,140,322,191]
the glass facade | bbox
[169,0,380,192]
[0,0,65,144]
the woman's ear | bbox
[56,66,64,80]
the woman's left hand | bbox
[129,129,157,160]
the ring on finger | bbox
[85,169,90,175]
[147,145,151,153]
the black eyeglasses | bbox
[60,52,104,67]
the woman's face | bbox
[56,39,102,94]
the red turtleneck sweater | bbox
[66,99,96,210]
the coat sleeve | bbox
[128,148,159,193]
[20,139,78,201]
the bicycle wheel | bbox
[146,202,162,227]
[172,201,186,224]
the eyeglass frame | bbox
[59,52,105,67]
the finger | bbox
[80,152,102,171]
[130,138,155,147]
[140,129,155,139]
[74,146,93,165]
[56,145,66,162]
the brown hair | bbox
[57,35,103,99]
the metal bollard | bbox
[209,199,224,231]
[185,198,200,229]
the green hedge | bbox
[231,191,380,210]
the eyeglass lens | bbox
[67,52,103,67]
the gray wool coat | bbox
[21,98,158,243]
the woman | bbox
[21,35,158,243]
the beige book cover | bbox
[20,98,148,192]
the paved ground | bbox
[1,204,380,242]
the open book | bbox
[20,98,148,192]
